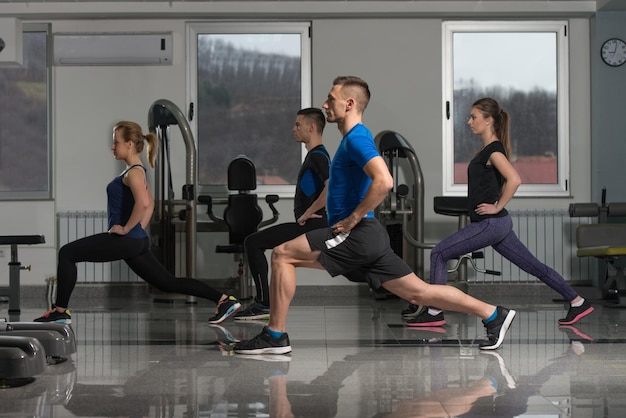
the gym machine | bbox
[147,99,198,302]
[569,187,626,303]
[375,131,499,289]
[375,130,430,277]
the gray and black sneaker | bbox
[479,306,516,350]
[208,296,241,324]
[233,326,292,355]
[233,302,270,321]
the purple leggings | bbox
[430,215,578,301]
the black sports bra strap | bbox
[122,164,145,176]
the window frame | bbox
[442,20,570,197]
[186,21,312,198]
[0,22,52,201]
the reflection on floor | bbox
[2,288,626,417]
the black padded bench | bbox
[0,235,45,314]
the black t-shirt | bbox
[467,141,509,223]
[293,145,331,220]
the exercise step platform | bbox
[1,322,76,365]
[0,335,47,387]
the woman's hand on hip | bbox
[475,202,501,216]
[108,224,127,235]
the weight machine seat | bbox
[433,196,470,217]
[216,193,263,254]
[216,156,264,254]
[211,156,268,299]
[576,223,626,257]
[0,235,45,246]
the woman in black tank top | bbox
[405,98,593,329]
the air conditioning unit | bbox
[0,18,22,66]
[53,33,173,66]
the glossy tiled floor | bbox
[2,287,626,417]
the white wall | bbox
[0,15,592,287]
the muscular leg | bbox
[245,219,327,305]
[383,273,495,319]
[267,233,323,332]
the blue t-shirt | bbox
[327,123,380,226]
[106,164,148,239]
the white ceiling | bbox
[1,0,625,20]
[0,0,621,6]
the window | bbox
[0,23,51,200]
[187,22,311,196]
[442,21,569,197]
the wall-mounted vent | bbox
[53,33,173,66]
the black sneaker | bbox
[479,306,516,350]
[233,326,292,355]
[401,303,425,320]
[233,302,270,321]
[405,310,446,327]
[558,300,594,325]
[34,306,72,324]
[208,296,241,324]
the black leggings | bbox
[55,233,223,308]
[244,217,327,305]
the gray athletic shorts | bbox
[306,218,413,290]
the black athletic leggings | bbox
[54,232,223,308]
[244,217,327,306]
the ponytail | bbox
[113,120,159,167]
[497,110,512,160]
[145,132,158,168]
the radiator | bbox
[57,209,595,285]
[56,211,140,283]
[473,209,597,284]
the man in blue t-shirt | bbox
[234,76,517,355]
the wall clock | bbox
[601,38,626,67]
